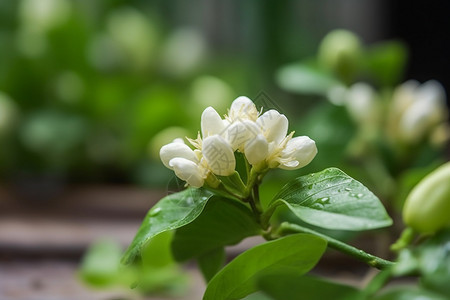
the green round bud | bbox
[403,162,450,234]
[318,29,362,82]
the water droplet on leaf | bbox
[149,207,161,216]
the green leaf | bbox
[392,229,450,296]
[364,41,408,86]
[79,239,122,287]
[121,188,213,264]
[203,233,327,300]
[171,197,260,262]
[271,168,392,231]
[257,274,359,300]
[276,62,340,95]
[198,248,226,282]
[141,230,174,268]
[372,286,448,300]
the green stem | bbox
[278,222,395,270]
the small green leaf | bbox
[171,197,260,262]
[122,188,213,264]
[271,168,392,231]
[364,41,408,86]
[392,229,450,296]
[276,62,340,95]
[257,274,359,300]
[203,234,327,300]
[198,248,226,282]
[79,239,122,287]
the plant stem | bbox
[278,222,395,270]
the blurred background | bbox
[0,0,449,299]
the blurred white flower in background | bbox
[388,80,449,144]
[159,28,207,78]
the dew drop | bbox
[319,197,330,204]
[311,203,324,210]
[356,193,363,198]
[345,188,352,192]
[150,207,161,216]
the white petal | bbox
[245,134,269,165]
[392,80,420,114]
[201,106,225,137]
[256,110,288,144]
[229,96,258,121]
[279,136,317,170]
[160,142,198,169]
[169,158,205,187]
[202,134,235,176]
[346,83,376,123]
[224,120,261,151]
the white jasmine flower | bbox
[168,157,205,188]
[202,134,235,176]
[244,134,269,165]
[278,136,318,170]
[245,109,317,170]
[393,80,448,143]
[160,139,198,169]
[256,109,288,145]
[201,106,227,138]
[228,96,258,121]
[224,120,261,151]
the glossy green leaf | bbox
[203,233,327,300]
[198,248,226,282]
[122,188,213,264]
[276,62,339,95]
[171,197,260,262]
[271,168,392,230]
[257,274,359,300]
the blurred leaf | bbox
[122,188,213,265]
[364,41,408,87]
[203,234,327,300]
[141,230,174,268]
[198,248,226,282]
[371,286,448,300]
[257,274,359,300]
[392,229,450,296]
[171,197,260,262]
[292,103,355,173]
[79,239,122,287]
[271,168,392,230]
[276,62,339,95]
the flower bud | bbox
[245,134,269,165]
[202,134,235,176]
[398,80,447,143]
[169,157,205,187]
[318,29,362,81]
[403,162,450,234]
[229,96,258,121]
[160,140,198,169]
[278,136,317,170]
[201,106,226,138]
